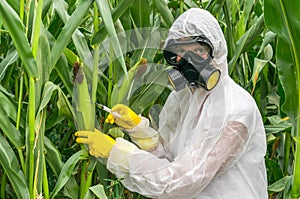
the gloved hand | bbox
[105,104,141,129]
[75,128,116,158]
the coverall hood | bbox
[165,8,228,78]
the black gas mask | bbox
[164,35,221,91]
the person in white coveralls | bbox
[75,8,268,199]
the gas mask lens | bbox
[164,35,221,91]
[164,49,186,66]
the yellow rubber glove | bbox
[75,129,116,158]
[105,104,141,129]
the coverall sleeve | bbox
[125,116,160,152]
[125,116,174,160]
[107,120,248,198]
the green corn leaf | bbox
[205,0,225,14]
[131,68,168,113]
[31,0,44,58]
[35,28,51,109]
[95,0,127,75]
[72,30,93,72]
[110,59,145,106]
[3,0,20,14]
[57,91,73,120]
[54,0,95,81]
[53,0,69,22]
[50,149,89,199]
[0,50,18,81]
[44,137,63,177]
[0,86,20,124]
[42,0,53,19]
[38,82,59,113]
[50,0,93,71]
[44,137,80,198]
[34,110,46,194]
[228,14,264,74]
[250,58,269,92]
[234,0,255,40]
[0,134,29,199]
[264,122,292,134]
[131,0,150,28]
[153,0,174,28]
[148,104,163,130]
[38,81,75,120]
[257,31,277,56]
[0,0,38,78]
[37,29,50,83]
[91,0,136,45]
[55,56,73,96]
[0,106,23,149]
[89,184,108,199]
[63,48,78,67]
[265,158,284,182]
[268,176,292,193]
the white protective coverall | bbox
[107,8,268,199]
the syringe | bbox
[96,103,121,118]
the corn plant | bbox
[264,0,300,198]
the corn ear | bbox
[73,61,95,131]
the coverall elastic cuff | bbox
[126,116,149,132]
[108,138,139,173]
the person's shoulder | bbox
[225,78,254,101]
[232,84,253,102]
[224,79,258,114]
